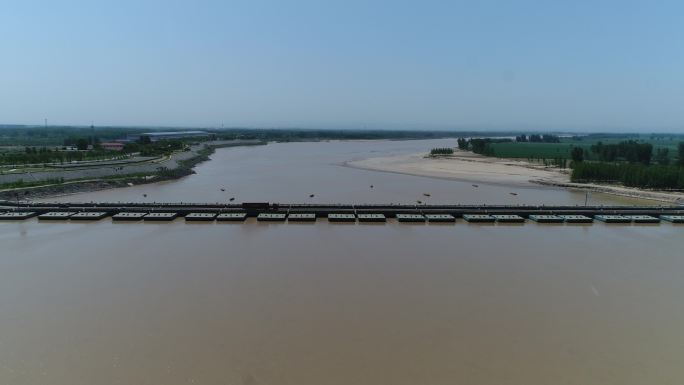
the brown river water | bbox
[1,140,683,385]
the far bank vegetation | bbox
[454,134,684,190]
[429,147,454,156]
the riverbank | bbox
[346,150,684,204]
[0,174,187,201]
[346,151,569,186]
[0,140,264,200]
[0,158,201,201]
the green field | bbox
[488,142,581,159]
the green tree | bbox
[456,138,468,150]
[570,147,584,163]
[430,148,454,155]
[76,138,89,151]
[139,136,152,145]
[655,148,670,166]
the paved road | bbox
[46,155,159,168]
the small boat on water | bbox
[510,192,518,196]
[472,184,479,188]
[423,193,431,197]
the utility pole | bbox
[91,121,95,145]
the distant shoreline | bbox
[0,140,265,200]
[345,150,684,204]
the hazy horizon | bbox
[3,123,684,135]
[2,1,683,132]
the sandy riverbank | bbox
[346,150,684,204]
[346,151,569,186]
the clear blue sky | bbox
[1,0,683,131]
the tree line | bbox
[589,140,653,164]
[515,134,560,143]
[570,142,684,189]
[122,139,186,156]
[452,136,684,190]
[0,146,119,166]
[571,162,684,189]
[571,140,680,166]
[0,138,188,166]
[430,147,454,155]
[458,138,512,156]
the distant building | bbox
[126,131,211,143]
[101,142,125,151]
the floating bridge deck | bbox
[1,201,683,226]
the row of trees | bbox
[1,136,190,166]
[63,136,99,150]
[0,146,122,165]
[570,142,684,189]
[455,137,507,154]
[589,140,653,164]
[571,162,684,189]
[123,139,186,156]
[515,134,560,143]
[572,141,684,166]
[467,138,513,156]
[654,148,671,165]
[430,147,454,155]
[456,138,468,150]
[546,158,569,169]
